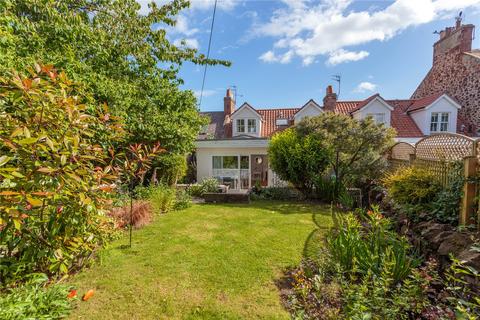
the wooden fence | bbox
[386,133,479,227]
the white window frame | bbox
[211,155,250,190]
[430,112,449,133]
[247,119,257,133]
[236,119,245,133]
[367,113,386,125]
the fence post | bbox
[460,156,477,226]
[408,153,416,166]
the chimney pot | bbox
[326,85,333,95]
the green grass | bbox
[69,201,332,320]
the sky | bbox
[139,0,480,111]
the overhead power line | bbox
[198,0,218,108]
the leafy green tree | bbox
[0,0,227,153]
[296,113,396,197]
[268,128,332,196]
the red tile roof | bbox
[199,92,462,140]
[388,100,424,137]
[257,108,299,137]
[348,93,381,114]
[335,101,361,114]
[407,92,443,113]
[336,99,423,137]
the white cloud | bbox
[173,15,199,36]
[327,49,369,65]
[259,50,292,64]
[354,81,378,93]
[173,38,199,49]
[257,0,480,65]
[193,89,217,98]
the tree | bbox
[0,0,227,153]
[296,113,396,197]
[268,128,332,196]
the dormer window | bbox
[276,119,288,126]
[247,119,257,133]
[237,119,245,133]
[367,113,386,125]
[431,112,449,132]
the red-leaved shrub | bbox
[108,201,153,229]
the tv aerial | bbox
[331,74,341,97]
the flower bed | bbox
[279,206,480,319]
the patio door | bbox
[251,155,268,187]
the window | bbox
[240,156,249,169]
[276,119,288,126]
[247,119,257,133]
[222,156,238,169]
[367,113,386,125]
[430,112,449,132]
[236,119,245,133]
[212,156,239,169]
[212,156,249,189]
[212,156,222,169]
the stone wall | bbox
[412,24,480,136]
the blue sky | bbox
[140,0,480,111]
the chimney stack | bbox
[323,85,337,112]
[433,19,474,63]
[224,88,235,117]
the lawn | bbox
[69,201,332,320]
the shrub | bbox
[201,178,220,193]
[0,66,123,284]
[151,153,187,186]
[250,186,304,201]
[295,113,395,198]
[269,128,331,196]
[108,201,153,229]
[174,190,192,210]
[430,162,464,225]
[187,178,220,197]
[149,185,176,213]
[383,166,442,205]
[0,274,73,319]
[327,206,418,283]
[342,263,432,319]
[286,207,431,319]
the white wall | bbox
[352,99,391,127]
[410,110,427,134]
[394,137,421,145]
[294,103,322,124]
[231,105,262,137]
[196,141,276,187]
[410,96,459,135]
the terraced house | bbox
[195,20,479,191]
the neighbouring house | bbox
[412,18,480,136]
[195,19,477,191]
